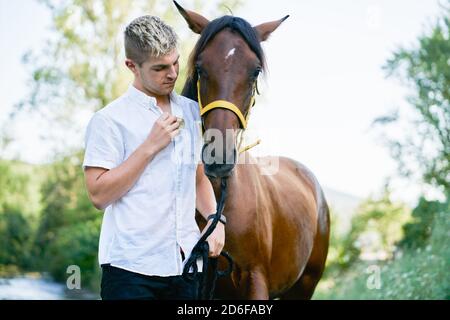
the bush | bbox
[31,152,103,292]
[45,217,102,293]
[397,197,441,250]
[314,197,449,300]
[0,206,35,268]
[324,188,410,276]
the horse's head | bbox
[175,1,288,178]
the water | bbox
[0,275,98,300]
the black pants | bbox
[100,264,200,300]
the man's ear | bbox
[173,0,209,34]
[125,59,138,75]
[254,15,289,42]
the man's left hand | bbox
[203,219,225,257]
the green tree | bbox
[373,3,450,258]
[0,160,34,213]
[33,152,99,267]
[316,4,450,300]
[374,2,450,193]
[315,197,449,300]
[0,160,41,271]
[30,151,104,291]
[329,186,410,272]
[397,196,443,250]
[0,206,34,268]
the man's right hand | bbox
[144,112,180,153]
[85,113,181,210]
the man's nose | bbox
[167,66,177,80]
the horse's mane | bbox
[182,15,266,100]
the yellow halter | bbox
[196,77,261,154]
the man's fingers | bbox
[208,240,224,257]
[159,112,170,121]
[166,121,180,132]
[158,113,176,127]
[209,246,219,258]
[163,114,178,126]
[207,240,216,257]
[170,129,180,139]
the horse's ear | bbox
[254,15,289,42]
[173,1,209,34]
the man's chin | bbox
[159,86,175,95]
[143,84,174,97]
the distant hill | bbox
[322,187,363,234]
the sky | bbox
[0,0,445,204]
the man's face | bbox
[135,49,180,96]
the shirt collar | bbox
[126,84,157,109]
[126,84,182,111]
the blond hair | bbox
[124,15,178,65]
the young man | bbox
[82,15,224,300]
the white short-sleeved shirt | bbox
[82,84,204,276]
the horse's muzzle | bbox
[201,144,236,178]
[203,162,235,178]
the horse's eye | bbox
[195,64,203,75]
[253,68,262,79]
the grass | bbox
[314,210,449,300]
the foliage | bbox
[375,2,450,192]
[324,187,410,276]
[397,196,444,250]
[315,4,450,299]
[0,206,34,269]
[33,151,100,271]
[45,218,102,292]
[0,152,102,292]
[315,197,450,300]
[0,160,41,216]
[0,160,42,271]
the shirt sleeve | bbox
[82,112,124,170]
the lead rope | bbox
[182,177,233,300]
[183,78,261,299]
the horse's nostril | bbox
[201,143,237,166]
[204,163,235,178]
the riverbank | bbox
[0,272,98,300]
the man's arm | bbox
[84,146,157,210]
[84,112,180,210]
[196,163,225,257]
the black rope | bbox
[182,177,234,300]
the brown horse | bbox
[174,1,330,299]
